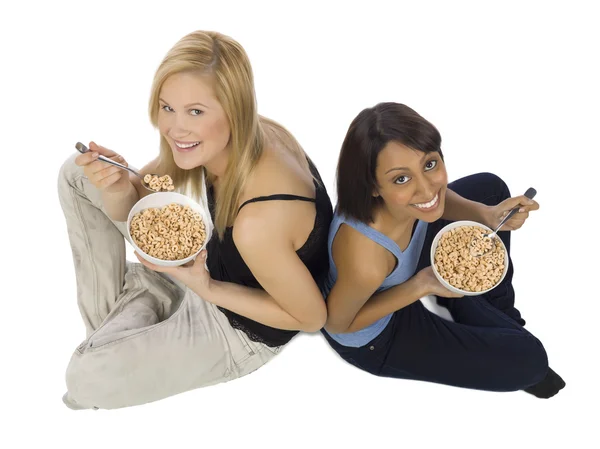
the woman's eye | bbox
[394,175,411,185]
[190,109,203,116]
[425,160,438,170]
[161,105,173,112]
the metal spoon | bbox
[471,187,537,258]
[75,142,159,192]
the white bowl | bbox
[429,220,509,296]
[127,192,213,267]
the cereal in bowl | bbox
[130,203,206,261]
[433,225,505,292]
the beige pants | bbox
[57,153,279,410]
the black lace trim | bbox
[227,315,288,348]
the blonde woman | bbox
[58,30,333,410]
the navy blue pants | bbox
[323,173,549,392]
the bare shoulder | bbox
[332,223,392,288]
[244,128,315,201]
[232,181,306,252]
[232,206,288,253]
[234,134,317,250]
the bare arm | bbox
[445,187,539,232]
[102,157,160,222]
[442,188,489,225]
[101,182,139,222]
[186,201,327,332]
[324,225,429,334]
[342,276,428,333]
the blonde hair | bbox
[148,30,311,240]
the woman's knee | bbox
[447,172,511,204]
[474,172,511,200]
[507,336,549,391]
[64,353,108,409]
[58,152,84,189]
[526,336,549,383]
[65,348,143,410]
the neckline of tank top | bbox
[208,177,324,222]
[347,218,426,279]
[212,178,327,255]
[343,216,426,257]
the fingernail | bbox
[92,152,98,158]
[519,208,525,212]
[528,200,534,205]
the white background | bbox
[1,0,598,448]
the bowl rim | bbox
[126,191,212,267]
[429,220,509,296]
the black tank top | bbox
[205,158,334,347]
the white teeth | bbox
[414,193,439,209]
[175,141,199,149]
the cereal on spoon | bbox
[144,174,175,192]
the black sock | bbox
[524,367,566,399]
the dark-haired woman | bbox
[321,102,564,398]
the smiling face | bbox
[157,71,231,173]
[374,141,448,223]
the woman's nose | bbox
[418,180,435,200]
[172,114,190,136]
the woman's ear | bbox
[372,180,381,198]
